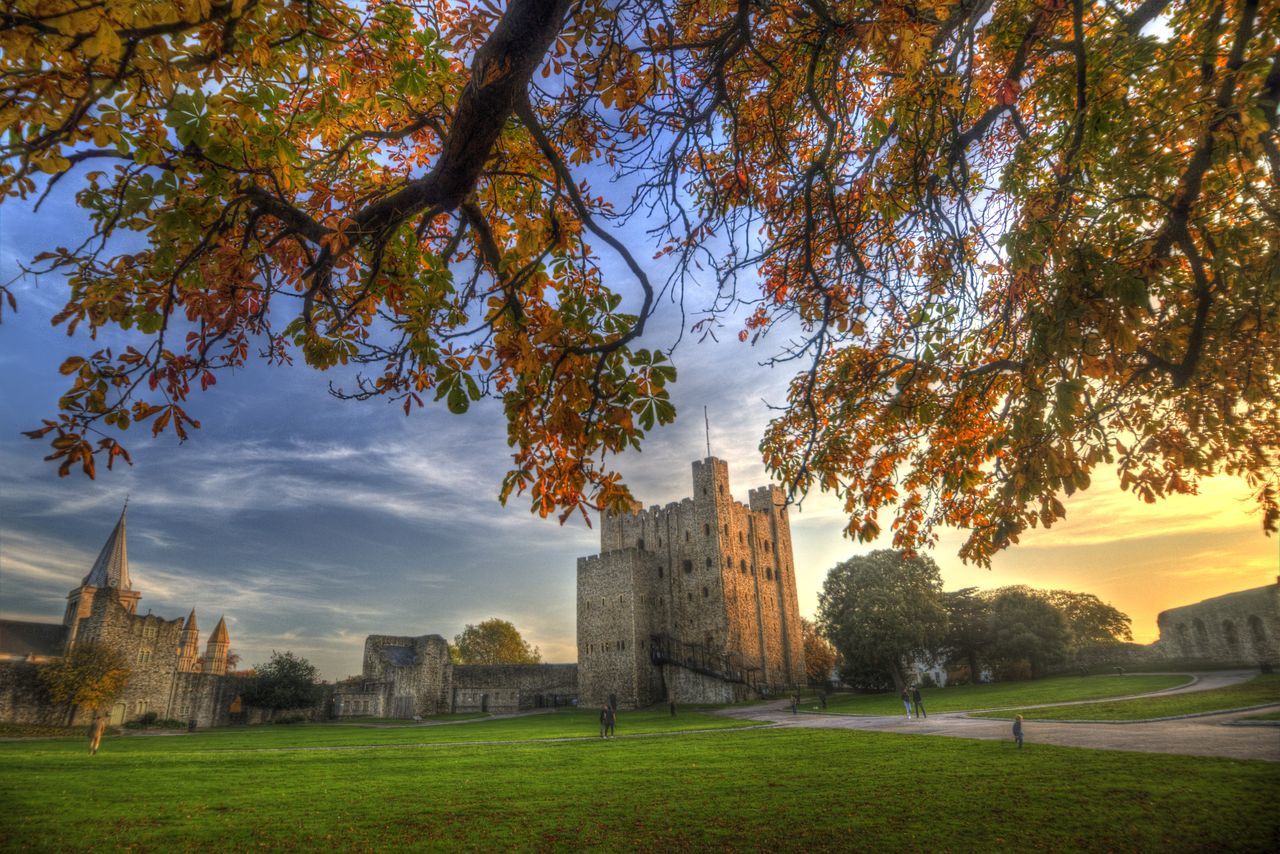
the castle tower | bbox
[203,616,230,675]
[578,457,806,708]
[177,609,202,672]
[64,503,142,642]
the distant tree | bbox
[1045,590,1133,656]
[817,550,948,691]
[447,643,462,665]
[242,651,323,715]
[454,619,542,665]
[800,618,838,687]
[987,589,1069,679]
[224,649,243,673]
[942,587,992,684]
[38,641,130,726]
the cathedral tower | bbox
[64,503,141,643]
[203,616,230,675]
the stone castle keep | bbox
[577,457,807,707]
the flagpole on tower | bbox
[704,406,711,459]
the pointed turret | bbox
[64,502,141,634]
[178,609,201,672]
[203,616,230,675]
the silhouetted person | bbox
[1013,714,1024,748]
[911,686,926,719]
[669,699,677,717]
[900,688,913,719]
[599,704,611,739]
[818,690,827,709]
[790,694,799,714]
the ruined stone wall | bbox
[1153,582,1280,665]
[361,634,452,716]
[452,663,578,713]
[71,589,184,725]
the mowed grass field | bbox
[1,714,1276,851]
[975,674,1280,721]
[812,674,1190,716]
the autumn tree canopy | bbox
[37,641,130,722]
[3,0,1276,561]
[454,617,542,664]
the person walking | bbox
[911,685,926,719]
[599,704,611,739]
[900,687,913,719]
[1013,714,1024,748]
[87,714,106,755]
[790,694,799,714]
[818,689,827,710]
[669,699,677,717]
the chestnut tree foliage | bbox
[2,0,1276,560]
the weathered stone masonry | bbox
[577,457,807,709]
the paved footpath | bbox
[721,673,1280,762]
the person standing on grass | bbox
[599,704,611,739]
[912,686,926,719]
[87,714,106,755]
[1013,714,1024,748]
[819,689,827,710]
[669,699,677,717]
[900,687,913,719]
[605,704,616,738]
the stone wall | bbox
[166,671,250,727]
[1153,581,1280,666]
[452,663,578,713]
[0,662,60,725]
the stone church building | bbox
[0,507,243,727]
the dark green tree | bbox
[987,588,1069,679]
[242,651,323,715]
[942,587,991,684]
[1045,590,1133,657]
[817,550,948,691]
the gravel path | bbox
[721,673,1280,762]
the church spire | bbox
[203,616,230,675]
[178,609,201,672]
[82,502,132,591]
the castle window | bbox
[134,700,147,716]
[136,649,152,666]
[705,557,712,569]
[719,484,725,495]
[704,523,710,537]
[637,538,645,550]
[659,597,663,607]
[740,559,747,574]
[723,524,729,536]
[658,565,664,579]
[1249,615,1267,647]
[143,625,157,640]
[766,568,773,580]
[685,531,690,542]
[683,560,693,574]
[702,586,709,598]
[739,532,745,544]
[687,593,693,601]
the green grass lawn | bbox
[0,708,750,753]
[973,674,1280,721]
[0,724,1274,850]
[812,674,1190,716]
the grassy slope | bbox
[974,674,1280,721]
[815,674,1190,716]
[0,708,750,753]
[1,726,1275,851]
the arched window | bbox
[765,568,773,580]
[1249,615,1267,647]
[702,586,709,598]
[1222,620,1241,655]
[705,556,712,569]
[704,523,711,536]
[683,559,693,574]
[740,559,747,574]
[723,524,729,536]
[1193,618,1210,655]
[658,565,664,579]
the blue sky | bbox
[2,150,1276,681]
